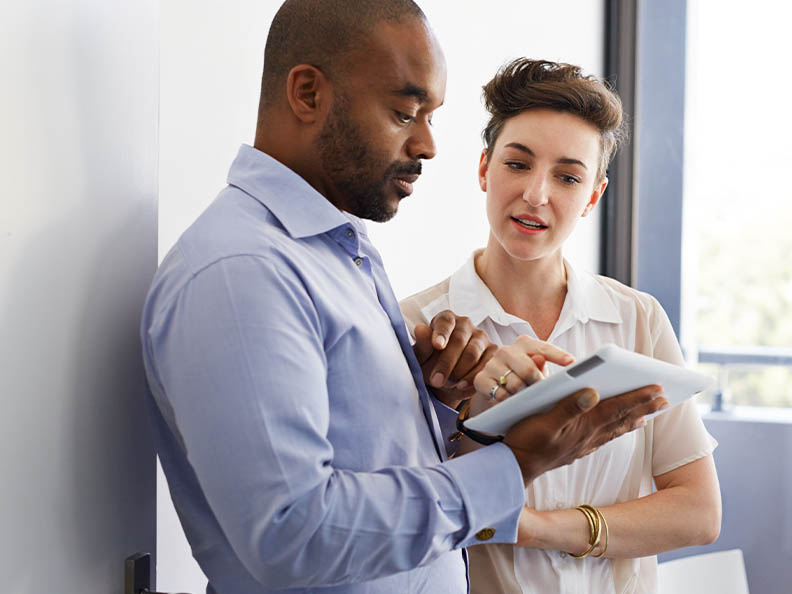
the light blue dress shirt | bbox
[141,145,525,594]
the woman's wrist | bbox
[518,508,592,555]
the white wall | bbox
[0,1,159,592]
[372,1,605,298]
[157,1,604,590]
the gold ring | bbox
[498,369,513,386]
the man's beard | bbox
[316,98,421,223]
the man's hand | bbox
[504,386,669,485]
[413,311,497,409]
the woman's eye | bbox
[560,174,581,184]
[505,161,527,170]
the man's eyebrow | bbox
[392,83,429,103]
[504,142,588,170]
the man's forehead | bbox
[349,20,446,104]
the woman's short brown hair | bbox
[482,58,627,180]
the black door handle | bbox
[125,552,194,594]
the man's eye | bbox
[395,111,415,124]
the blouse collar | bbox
[440,251,622,336]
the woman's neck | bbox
[475,237,568,341]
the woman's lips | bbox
[511,215,548,235]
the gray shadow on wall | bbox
[0,1,159,591]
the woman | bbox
[400,59,721,594]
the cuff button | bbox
[475,528,496,541]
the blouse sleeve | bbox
[645,295,718,476]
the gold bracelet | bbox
[569,504,601,558]
[591,507,609,558]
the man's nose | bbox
[406,121,437,161]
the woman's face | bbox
[480,108,608,265]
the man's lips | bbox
[393,174,420,196]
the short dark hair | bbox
[482,58,627,180]
[259,0,426,109]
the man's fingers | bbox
[601,394,669,436]
[451,343,498,389]
[594,384,666,424]
[413,324,434,364]
[429,310,460,350]
[429,330,487,387]
[583,385,668,447]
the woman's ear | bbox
[478,149,489,191]
[582,177,609,217]
[285,64,330,125]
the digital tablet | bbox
[464,343,713,436]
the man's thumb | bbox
[553,388,599,421]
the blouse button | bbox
[346,228,355,239]
[354,257,363,267]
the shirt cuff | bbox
[442,442,525,547]
[430,393,462,456]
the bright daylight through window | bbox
[685,0,792,408]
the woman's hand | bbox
[470,335,575,416]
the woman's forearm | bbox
[518,455,721,558]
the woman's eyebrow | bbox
[557,157,587,169]
[504,142,534,156]
[504,142,587,169]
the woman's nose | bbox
[523,176,549,207]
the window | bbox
[626,0,792,409]
[684,0,792,408]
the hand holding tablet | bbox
[465,343,713,437]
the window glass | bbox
[685,0,792,407]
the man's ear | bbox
[478,149,489,191]
[285,64,330,124]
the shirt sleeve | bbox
[144,253,525,589]
[645,295,718,476]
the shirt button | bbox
[475,528,496,541]
[353,257,363,267]
[346,228,355,239]
[560,551,568,558]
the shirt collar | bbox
[446,251,524,327]
[226,144,367,238]
[444,251,622,330]
[560,258,622,327]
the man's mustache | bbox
[389,161,422,177]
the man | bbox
[141,1,667,592]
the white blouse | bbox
[400,253,717,594]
